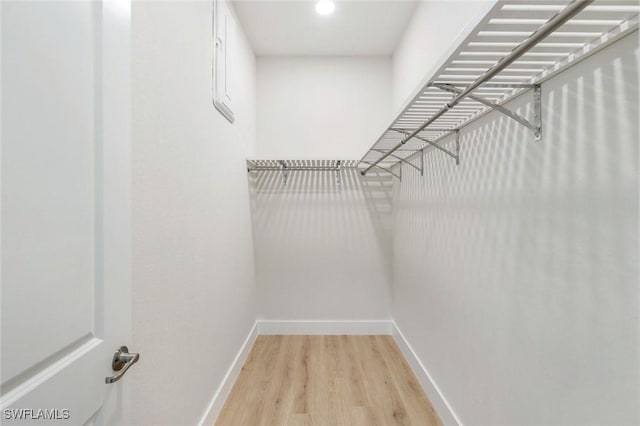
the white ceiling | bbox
[232,1,419,56]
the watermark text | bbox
[3,408,70,420]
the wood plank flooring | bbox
[215,335,443,426]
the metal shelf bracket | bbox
[390,128,460,165]
[432,83,542,141]
[533,85,542,141]
[372,149,422,174]
[455,130,461,165]
[278,160,289,186]
[360,162,401,181]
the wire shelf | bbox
[358,0,639,174]
[247,159,359,171]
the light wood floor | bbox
[215,335,443,426]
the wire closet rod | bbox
[360,0,594,176]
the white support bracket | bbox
[278,160,288,186]
[533,85,542,141]
[390,128,460,165]
[372,149,422,174]
[360,162,401,181]
[432,83,542,141]
[455,130,460,165]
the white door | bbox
[1,1,133,425]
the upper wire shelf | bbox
[247,159,362,185]
[247,159,358,171]
[358,0,639,175]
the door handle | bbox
[105,346,140,384]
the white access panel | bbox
[213,0,236,123]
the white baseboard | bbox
[197,321,258,426]
[392,322,461,426]
[257,320,393,335]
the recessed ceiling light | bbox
[315,0,335,16]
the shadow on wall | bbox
[248,167,394,319]
[250,167,394,259]
[358,170,395,260]
[392,34,639,425]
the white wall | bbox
[392,0,495,112]
[131,2,257,425]
[251,169,393,321]
[251,56,394,322]
[256,56,392,159]
[392,33,639,425]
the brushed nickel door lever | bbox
[105,346,140,384]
